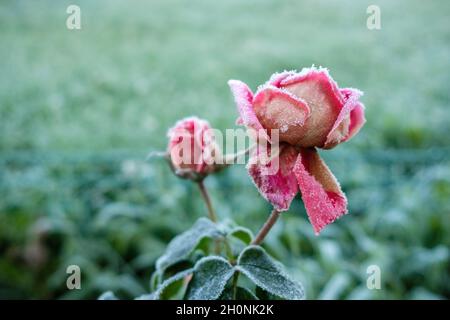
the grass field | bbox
[0,0,449,299]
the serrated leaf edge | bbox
[236,245,305,300]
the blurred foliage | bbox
[0,0,449,299]
[0,148,448,299]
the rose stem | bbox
[251,209,281,245]
[197,180,217,222]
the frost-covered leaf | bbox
[255,287,284,300]
[186,256,235,300]
[135,293,155,300]
[154,268,193,300]
[235,286,259,300]
[98,291,119,300]
[228,226,254,245]
[150,270,162,292]
[236,246,305,300]
[220,286,259,300]
[164,260,195,278]
[194,236,216,256]
[156,218,223,272]
[226,227,254,259]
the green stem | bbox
[251,209,281,245]
[197,180,217,222]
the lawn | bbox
[0,0,449,299]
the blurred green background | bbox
[0,0,449,299]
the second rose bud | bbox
[167,117,223,180]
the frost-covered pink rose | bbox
[228,67,366,234]
[167,117,218,178]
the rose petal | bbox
[247,144,299,211]
[279,67,343,147]
[267,70,297,87]
[293,148,347,234]
[228,79,272,142]
[345,102,366,142]
[323,88,364,149]
[281,68,343,105]
[228,80,261,131]
[253,85,310,145]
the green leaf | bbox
[154,268,193,300]
[98,291,119,300]
[150,270,162,292]
[135,293,155,300]
[194,236,216,255]
[255,287,284,300]
[186,256,235,300]
[236,287,259,300]
[156,218,222,272]
[228,226,253,245]
[220,286,259,300]
[236,246,305,300]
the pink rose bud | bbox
[167,117,220,180]
[229,67,366,234]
